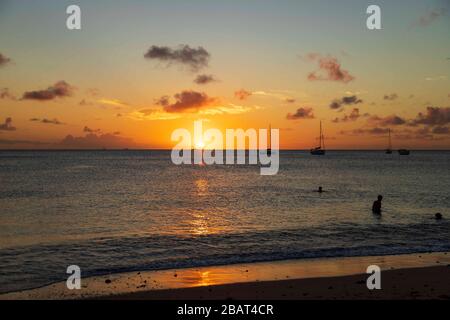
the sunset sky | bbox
[0,0,449,149]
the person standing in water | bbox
[372,195,383,214]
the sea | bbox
[0,150,449,293]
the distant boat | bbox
[267,124,272,156]
[385,128,392,154]
[398,149,410,155]
[311,121,325,155]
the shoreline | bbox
[1,251,449,300]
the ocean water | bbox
[0,150,449,294]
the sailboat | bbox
[310,121,325,155]
[267,124,272,156]
[385,128,392,154]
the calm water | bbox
[0,150,449,293]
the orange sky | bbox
[0,0,449,149]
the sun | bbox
[195,140,205,150]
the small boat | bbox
[385,128,392,154]
[398,149,410,155]
[311,121,325,155]
[267,124,272,156]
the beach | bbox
[1,252,449,300]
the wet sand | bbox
[111,265,450,300]
[1,252,449,300]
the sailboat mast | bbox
[268,124,271,149]
[320,121,323,149]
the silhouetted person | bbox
[318,186,323,193]
[435,213,442,220]
[372,195,383,214]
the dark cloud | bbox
[286,107,315,120]
[194,74,217,85]
[0,88,15,100]
[392,127,450,140]
[332,108,363,123]
[144,45,210,72]
[59,133,136,149]
[157,90,218,113]
[83,126,101,133]
[329,95,362,110]
[234,89,252,101]
[341,127,390,136]
[411,107,450,126]
[30,118,65,125]
[432,126,450,134]
[383,93,398,101]
[0,117,16,131]
[369,114,406,126]
[79,99,94,106]
[306,54,354,83]
[154,95,170,107]
[22,81,74,101]
[0,53,11,67]
[414,8,447,27]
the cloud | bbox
[30,118,65,125]
[83,126,101,133]
[286,107,315,120]
[59,133,137,149]
[306,54,354,83]
[383,93,398,101]
[332,108,365,123]
[233,89,296,102]
[0,117,16,131]
[128,109,181,121]
[431,126,450,134]
[157,90,219,113]
[414,8,447,27]
[392,127,450,140]
[97,98,130,108]
[194,74,217,85]
[199,103,259,115]
[0,88,16,100]
[425,75,447,81]
[0,53,11,67]
[22,81,74,101]
[369,114,406,126]
[411,106,450,126]
[79,99,94,106]
[329,95,363,110]
[234,89,252,100]
[144,45,210,72]
[341,127,390,136]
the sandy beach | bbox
[111,265,450,300]
[1,252,449,300]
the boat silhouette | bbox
[311,121,325,155]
